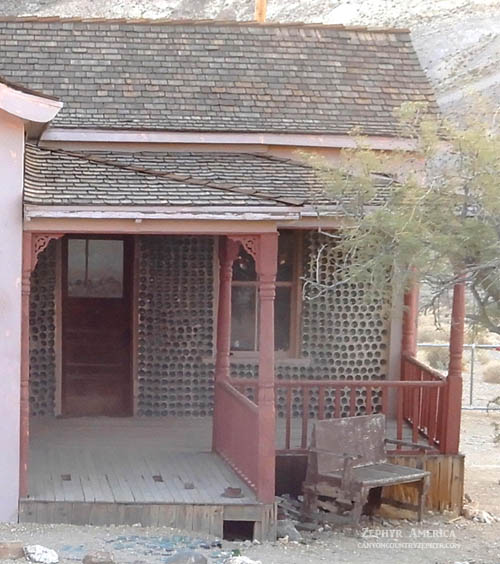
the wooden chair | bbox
[302,414,431,525]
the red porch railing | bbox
[215,380,259,489]
[400,353,447,448]
[233,359,453,454]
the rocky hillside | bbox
[2,0,499,116]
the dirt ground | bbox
[0,410,499,564]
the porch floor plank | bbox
[82,449,114,503]
[141,453,180,503]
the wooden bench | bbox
[302,414,431,525]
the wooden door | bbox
[62,236,133,416]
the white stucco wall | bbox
[0,109,24,521]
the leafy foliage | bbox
[303,102,500,334]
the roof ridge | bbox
[0,16,411,34]
[27,145,305,207]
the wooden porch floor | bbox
[27,417,256,505]
[27,415,430,506]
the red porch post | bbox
[20,232,32,498]
[255,232,278,503]
[441,279,465,454]
[212,236,239,451]
[20,233,64,498]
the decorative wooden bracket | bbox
[228,235,260,270]
[31,233,64,271]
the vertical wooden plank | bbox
[450,456,464,514]
[396,387,403,442]
[285,387,292,451]
[436,386,445,447]
[334,388,341,418]
[381,386,388,415]
[425,457,437,510]
[427,387,438,445]
[71,502,91,525]
[420,386,427,435]
[412,388,419,443]
[209,506,224,537]
[438,455,451,512]
[365,385,372,415]
[318,386,325,420]
[349,385,356,416]
[301,388,309,450]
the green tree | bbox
[303,102,500,334]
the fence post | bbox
[469,343,475,407]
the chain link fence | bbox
[417,343,500,411]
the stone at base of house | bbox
[0,541,24,560]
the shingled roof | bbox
[24,145,392,208]
[1,18,437,135]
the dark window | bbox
[67,238,124,298]
[230,231,300,355]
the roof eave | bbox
[23,203,346,222]
[0,80,63,137]
[40,128,419,151]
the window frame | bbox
[229,230,302,359]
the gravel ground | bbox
[0,512,498,564]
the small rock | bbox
[463,506,496,524]
[226,557,262,564]
[83,551,115,564]
[24,545,59,564]
[474,510,496,524]
[277,519,302,541]
[165,550,208,564]
[198,543,211,550]
[0,541,24,560]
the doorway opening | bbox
[61,235,133,416]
